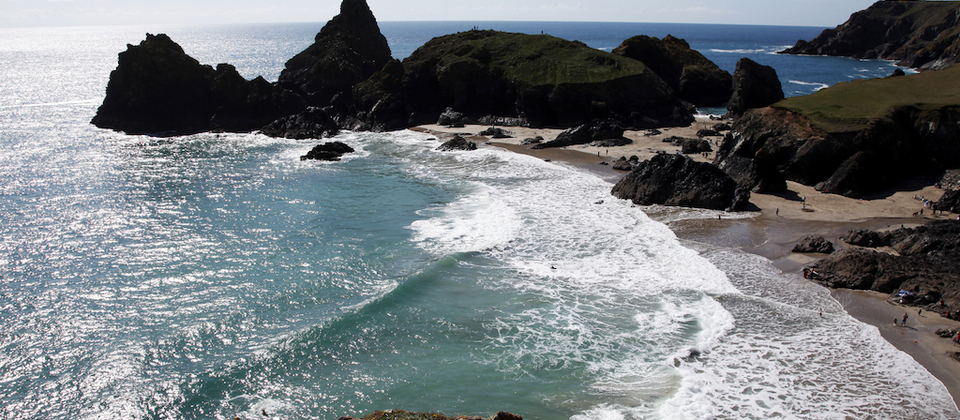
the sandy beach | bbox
[413,117,960,408]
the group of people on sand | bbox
[895,312,909,327]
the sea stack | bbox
[278,0,392,108]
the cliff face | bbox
[781,1,960,70]
[383,30,695,129]
[277,0,392,108]
[612,35,732,107]
[716,64,960,198]
[91,34,303,136]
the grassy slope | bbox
[774,64,960,133]
[413,31,653,86]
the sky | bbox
[0,0,879,28]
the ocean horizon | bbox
[1,21,955,419]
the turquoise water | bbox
[0,23,956,420]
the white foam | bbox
[789,80,830,91]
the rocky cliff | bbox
[612,35,732,107]
[715,64,960,197]
[91,34,303,136]
[277,0,392,108]
[808,220,960,307]
[726,58,784,119]
[781,1,960,70]
[384,30,695,129]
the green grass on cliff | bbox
[408,30,653,86]
[774,64,960,132]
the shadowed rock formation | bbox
[611,153,751,211]
[726,58,784,119]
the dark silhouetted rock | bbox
[260,107,340,139]
[696,129,721,137]
[726,58,784,119]
[437,107,467,126]
[610,153,751,211]
[792,236,835,253]
[612,156,634,171]
[936,189,960,213]
[92,33,304,136]
[890,68,907,78]
[350,58,406,131]
[666,136,711,154]
[533,119,627,149]
[278,0,392,108]
[436,134,477,151]
[612,35,733,106]
[301,141,355,161]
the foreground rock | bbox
[808,220,960,306]
[612,35,732,106]
[91,34,304,136]
[726,58,784,118]
[611,154,751,211]
[278,0,392,108]
[781,1,960,70]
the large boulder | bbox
[780,1,960,70]
[300,141,355,161]
[611,153,751,211]
[278,0,392,108]
[612,35,733,107]
[397,30,694,128]
[726,58,784,119]
[533,119,627,149]
[792,236,835,254]
[91,34,303,136]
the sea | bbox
[0,21,956,420]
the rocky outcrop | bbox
[278,0,392,108]
[726,58,784,119]
[533,119,628,149]
[665,136,712,154]
[394,30,695,129]
[260,107,340,139]
[781,1,960,70]
[612,35,733,106]
[808,220,960,307]
[611,153,751,211]
[91,33,304,136]
[436,135,477,151]
[300,141,355,161]
[715,103,960,197]
[936,189,960,213]
[792,236,835,254]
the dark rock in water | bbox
[436,134,477,151]
[779,1,960,70]
[478,127,512,138]
[726,58,784,119]
[533,119,627,149]
[520,136,543,145]
[300,141,355,161]
[612,156,634,171]
[612,34,733,107]
[278,0,392,108]
[792,236,835,253]
[261,107,340,139]
[437,107,467,126]
[610,153,751,211]
[809,220,960,306]
[91,33,304,136]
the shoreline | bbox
[412,119,960,409]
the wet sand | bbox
[412,119,960,407]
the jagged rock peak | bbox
[278,0,392,107]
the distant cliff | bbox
[781,1,960,70]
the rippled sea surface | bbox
[0,22,955,419]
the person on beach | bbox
[902,313,908,326]
[894,318,898,326]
